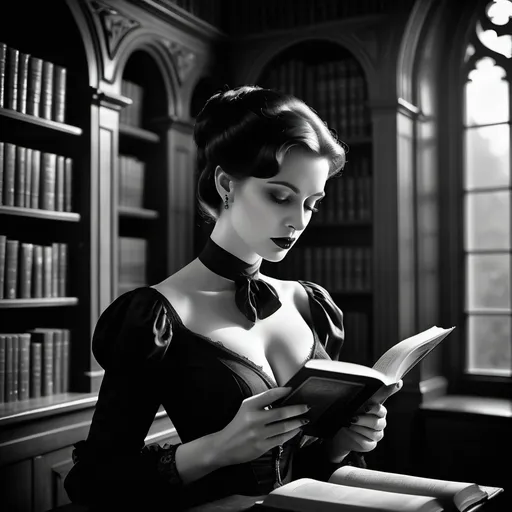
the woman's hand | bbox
[213,387,310,468]
[325,380,403,463]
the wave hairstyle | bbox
[194,84,347,222]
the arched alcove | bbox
[117,49,171,295]
[257,40,374,367]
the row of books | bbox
[0,328,70,403]
[274,246,372,293]
[120,79,144,127]
[0,142,73,211]
[0,43,67,122]
[265,58,370,139]
[119,236,148,288]
[313,155,372,225]
[0,236,68,299]
[119,154,146,208]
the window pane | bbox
[465,191,510,250]
[466,254,511,310]
[467,314,511,376]
[464,124,510,189]
[465,57,509,126]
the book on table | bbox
[254,466,504,512]
[273,326,456,438]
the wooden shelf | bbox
[119,123,160,143]
[0,205,80,221]
[0,392,98,426]
[118,205,159,219]
[0,107,83,136]
[0,297,79,308]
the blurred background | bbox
[0,0,510,510]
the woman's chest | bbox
[178,292,315,386]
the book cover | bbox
[273,326,456,438]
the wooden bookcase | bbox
[0,2,93,414]
[117,51,169,297]
[258,40,374,367]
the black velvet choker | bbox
[198,237,282,325]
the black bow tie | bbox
[198,238,282,325]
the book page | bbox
[263,478,443,512]
[371,326,455,381]
[329,467,487,512]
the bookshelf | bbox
[117,51,169,297]
[0,2,91,412]
[257,40,374,367]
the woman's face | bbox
[231,148,329,262]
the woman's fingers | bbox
[349,423,385,442]
[341,427,379,452]
[265,416,309,440]
[248,387,292,409]
[351,414,387,431]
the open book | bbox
[255,466,504,512]
[273,326,456,438]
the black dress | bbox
[64,280,366,511]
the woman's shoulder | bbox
[92,286,176,370]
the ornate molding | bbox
[91,87,132,111]
[89,1,140,59]
[162,39,197,83]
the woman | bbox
[64,85,400,511]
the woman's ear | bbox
[214,165,233,199]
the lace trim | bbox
[153,442,184,485]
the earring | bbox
[224,194,229,210]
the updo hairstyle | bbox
[194,84,347,222]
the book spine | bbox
[0,234,5,299]
[58,243,67,296]
[3,143,15,206]
[40,60,54,120]
[55,155,65,211]
[14,145,26,207]
[27,56,43,117]
[64,157,73,212]
[41,152,56,210]
[18,333,30,400]
[31,149,40,209]
[32,244,43,298]
[11,334,19,401]
[19,242,33,299]
[0,141,3,205]
[5,47,19,110]
[0,42,6,108]
[29,341,42,398]
[24,147,32,208]
[61,328,70,392]
[16,52,30,114]
[5,335,13,402]
[51,242,59,297]
[52,65,66,123]
[5,239,19,299]
[42,245,52,297]
[0,335,5,403]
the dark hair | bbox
[194,84,347,222]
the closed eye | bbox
[269,193,322,214]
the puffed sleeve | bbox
[292,280,366,481]
[297,280,345,361]
[63,288,184,511]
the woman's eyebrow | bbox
[267,180,325,198]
